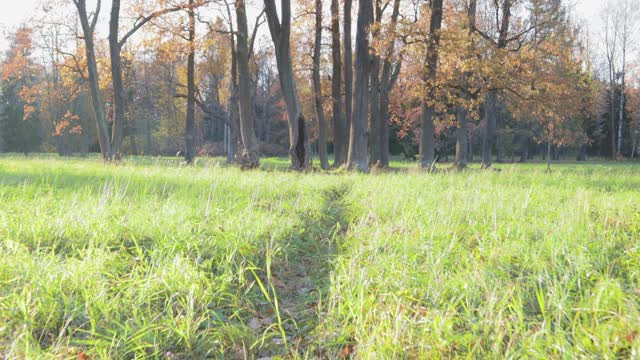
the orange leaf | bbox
[338,344,355,358]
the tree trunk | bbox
[264,0,312,170]
[519,134,529,163]
[454,0,475,169]
[346,0,372,172]
[617,52,626,157]
[379,61,399,168]
[481,89,497,167]
[609,71,617,159]
[510,133,516,163]
[226,6,240,163]
[330,0,346,166]
[343,0,353,147]
[368,53,381,166]
[184,0,196,164]
[497,131,504,163]
[455,106,467,168]
[546,141,551,172]
[225,121,239,162]
[420,104,435,167]
[74,0,111,160]
[108,0,202,160]
[235,0,259,168]
[378,78,392,167]
[279,62,311,170]
[481,0,511,168]
[419,0,443,169]
[468,129,474,162]
[377,0,401,168]
[313,0,329,169]
[577,144,587,161]
[144,114,152,154]
[109,0,125,160]
[55,131,64,156]
[367,0,383,167]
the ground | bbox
[0,155,639,358]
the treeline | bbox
[0,0,639,171]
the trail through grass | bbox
[0,155,639,358]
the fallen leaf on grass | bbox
[338,344,355,358]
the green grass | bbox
[1,155,639,358]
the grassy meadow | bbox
[0,155,639,358]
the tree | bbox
[477,0,513,168]
[613,0,638,156]
[0,27,42,153]
[454,0,477,169]
[264,0,312,170]
[108,0,125,160]
[108,0,207,160]
[312,0,329,169]
[330,0,346,166]
[25,19,87,156]
[629,84,640,158]
[419,0,443,169]
[503,17,593,171]
[346,0,372,171]
[235,0,259,167]
[343,0,353,158]
[376,0,401,168]
[221,0,240,163]
[602,1,619,159]
[72,0,112,160]
[184,0,197,163]
[368,0,383,166]
[468,0,564,167]
[366,0,402,167]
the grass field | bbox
[1,155,639,358]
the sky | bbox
[0,0,40,51]
[0,0,604,53]
[0,0,40,29]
